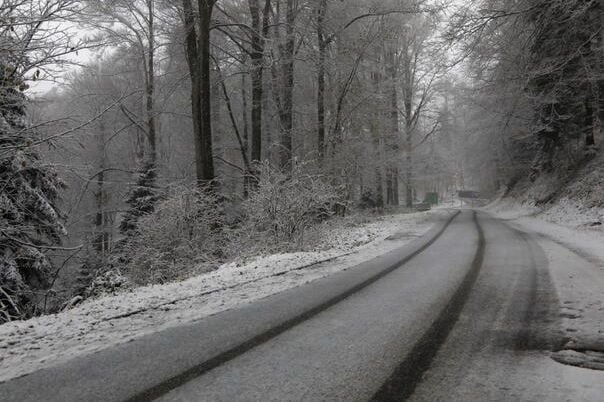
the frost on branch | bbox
[122,186,225,285]
[0,61,65,323]
[239,161,343,253]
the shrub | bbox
[124,186,225,285]
[240,162,343,252]
[85,268,131,298]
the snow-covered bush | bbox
[239,162,343,252]
[84,268,131,298]
[124,186,225,285]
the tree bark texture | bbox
[182,0,216,186]
[316,0,327,162]
[278,0,295,171]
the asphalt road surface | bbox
[0,210,599,401]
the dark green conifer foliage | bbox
[0,62,65,323]
[119,161,159,234]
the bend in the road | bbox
[126,210,461,402]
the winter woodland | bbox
[1,0,602,324]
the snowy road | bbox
[408,212,604,401]
[1,210,603,401]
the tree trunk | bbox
[182,0,216,186]
[596,3,603,144]
[316,0,327,162]
[585,96,595,147]
[393,166,399,205]
[278,0,295,171]
[94,121,109,255]
[241,71,250,160]
[248,0,269,165]
[402,52,414,208]
[145,0,157,164]
[198,0,216,184]
[182,0,202,182]
[405,126,413,207]
[386,170,394,205]
[241,68,251,195]
[387,47,400,206]
[404,93,414,207]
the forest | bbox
[1,0,602,323]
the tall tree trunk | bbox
[94,121,109,255]
[145,0,157,164]
[241,71,250,161]
[278,0,295,171]
[405,122,413,207]
[241,68,251,195]
[182,0,216,185]
[198,0,216,184]
[403,86,414,207]
[402,49,414,208]
[393,166,399,205]
[370,117,385,210]
[248,0,269,165]
[387,48,400,206]
[93,167,107,254]
[595,2,603,144]
[182,0,203,181]
[261,0,272,163]
[330,52,363,158]
[316,0,327,162]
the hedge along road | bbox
[0,209,492,402]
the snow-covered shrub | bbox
[84,268,131,298]
[124,186,225,285]
[239,162,343,252]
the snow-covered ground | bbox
[486,199,604,371]
[0,209,449,383]
[488,197,604,228]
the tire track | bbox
[372,210,485,401]
[126,211,462,402]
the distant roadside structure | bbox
[457,190,485,208]
[458,190,480,199]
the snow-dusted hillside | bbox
[497,151,604,229]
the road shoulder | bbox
[487,209,604,372]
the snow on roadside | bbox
[487,196,604,228]
[0,209,450,383]
[540,197,604,229]
[484,197,540,220]
[485,198,604,263]
[486,201,604,371]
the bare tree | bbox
[181,0,217,186]
[248,0,271,166]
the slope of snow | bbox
[0,209,449,383]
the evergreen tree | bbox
[0,61,65,323]
[526,0,601,177]
[119,161,160,234]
